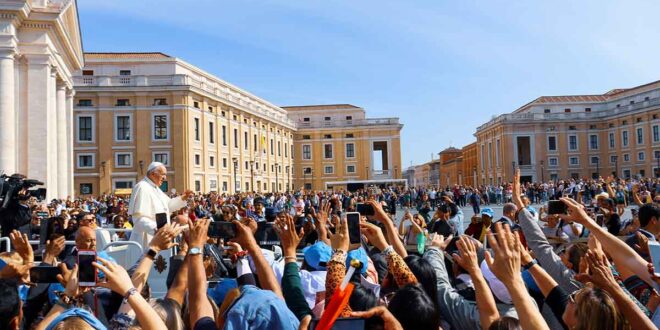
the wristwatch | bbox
[145,248,158,260]
[523,259,538,270]
[189,247,203,255]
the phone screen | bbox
[255,222,280,247]
[208,221,236,240]
[547,200,567,215]
[155,213,168,229]
[311,317,365,330]
[649,242,660,276]
[30,266,62,283]
[78,251,97,286]
[346,212,361,244]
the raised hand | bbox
[93,257,135,296]
[557,197,592,226]
[149,223,184,252]
[575,251,618,292]
[367,200,390,224]
[360,221,388,251]
[232,219,258,251]
[328,216,349,251]
[275,214,304,258]
[485,223,522,286]
[512,168,524,210]
[430,233,453,251]
[187,218,210,248]
[452,236,480,274]
[10,230,33,264]
[351,306,403,330]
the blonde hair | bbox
[52,317,95,330]
[574,287,627,330]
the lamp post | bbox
[473,166,476,187]
[613,155,618,178]
[286,165,290,191]
[232,157,238,193]
[595,157,600,179]
[366,166,370,180]
[540,160,544,183]
[394,165,398,179]
[249,161,254,192]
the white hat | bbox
[146,161,165,174]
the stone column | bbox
[56,82,67,197]
[66,89,75,197]
[0,49,16,174]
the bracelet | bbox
[123,287,138,301]
[284,256,297,263]
[231,250,249,263]
[381,245,394,255]
[522,259,538,271]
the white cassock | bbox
[127,177,187,265]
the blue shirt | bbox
[224,285,299,330]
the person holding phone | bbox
[127,161,194,265]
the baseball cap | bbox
[480,208,494,218]
[302,242,332,271]
[347,247,369,275]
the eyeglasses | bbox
[568,290,579,304]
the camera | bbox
[0,173,46,210]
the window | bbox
[548,136,557,151]
[114,180,134,189]
[253,134,257,151]
[153,115,168,140]
[589,134,598,149]
[324,144,333,159]
[233,129,238,148]
[610,155,617,164]
[585,108,591,112]
[244,132,248,150]
[116,115,131,141]
[637,117,643,123]
[346,133,354,138]
[278,141,281,156]
[302,145,312,160]
[194,118,200,141]
[78,99,93,106]
[270,139,274,155]
[346,143,355,158]
[622,131,629,147]
[119,70,131,76]
[116,99,130,106]
[564,108,571,113]
[153,98,167,106]
[193,101,200,109]
[82,70,94,76]
[623,170,631,179]
[222,181,228,192]
[209,156,215,167]
[548,157,558,166]
[245,161,249,170]
[79,183,93,195]
[324,134,332,139]
[568,125,576,130]
[590,156,599,165]
[347,165,356,173]
[655,150,660,159]
[637,127,644,144]
[302,135,311,140]
[638,152,645,161]
[78,116,93,142]
[77,154,94,169]
[195,180,201,192]
[208,106,214,113]
[206,122,214,143]
[609,132,615,148]
[115,152,132,168]
[194,154,201,166]
[631,101,636,105]
[623,154,630,162]
[496,139,501,166]
[654,125,659,143]
[589,125,597,129]
[284,143,288,157]
[324,166,333,174]
[622,120,628,125]
[324,117,331,121]
[303,117,310,122]
[544,109,550,113]
[568,135,578,151]
[222,158,228,168]
[153,152,169,166]
[569,157,579,165]
[346,116,353,121]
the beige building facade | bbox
[73,52,296,196]
[0,0,84,199]
[283,104,403,191]
[475,80,660,184]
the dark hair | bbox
[349,284,381,329]
[388,284,439,330]
[489,316,522,330]
[0,280,20,328]
[404,255,438,306]
[639,203,659,228]
[566,243,589,273]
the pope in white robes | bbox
[127,162,193,265]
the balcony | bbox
[370,169,391,180]
[298,118,400,129]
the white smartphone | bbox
[649,241,660,277]
[78,250,97,287]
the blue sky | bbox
[78,0,660,167]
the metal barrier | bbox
[0,237,10,252]
[27,240,76,246]
[102,241,142,253]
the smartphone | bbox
[311,317,365,330]
[207,221,236,240]
[78,250,97,287]
[649,241,660,276]
[30,266,62,283]
[547,200,567,215]
[255,222,280,247]
[346,212,361,244]
[356,203,375,216]
[155,213,168,229]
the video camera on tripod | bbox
[0,173,47,211]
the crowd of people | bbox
[0,170,659,329]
